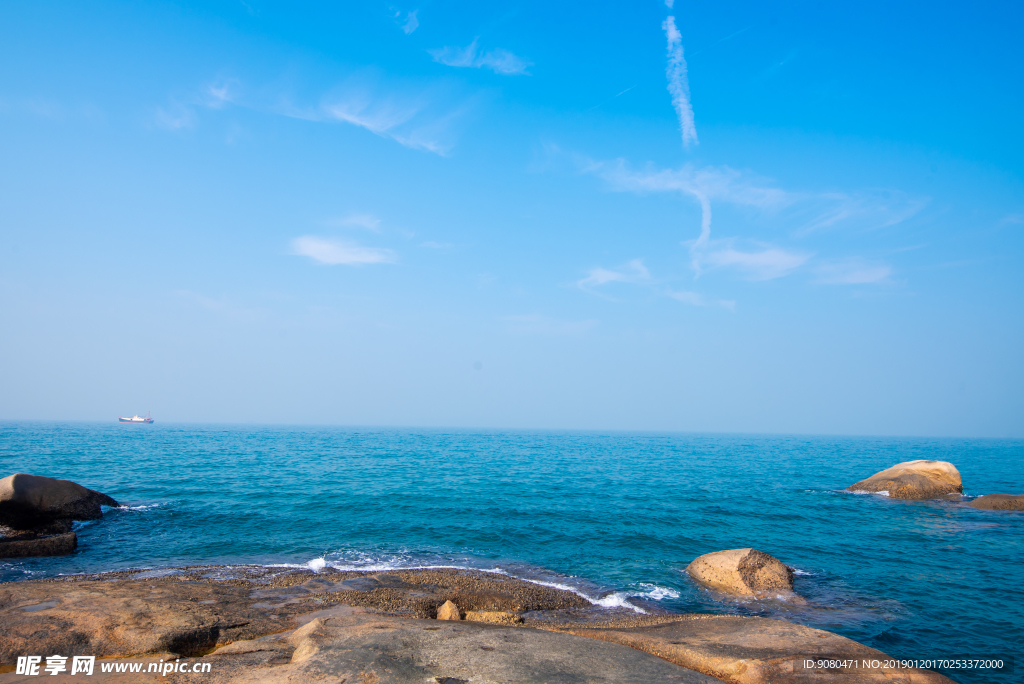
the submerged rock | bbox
[0,531,77,558]
[436,599,461,620]
[846,460,962,500]
[969,494,1024,510]
[0,472,119,528]
[685,548,794,597]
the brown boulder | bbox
[968,494,1024,510]
[436,599,461,620]
[685,548,794,597]
[846,460,962,500]
[0,473,119,528]
[0,531,76,558]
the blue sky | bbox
[1,0,1022,436]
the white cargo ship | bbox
[118,412,154,424]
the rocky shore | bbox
[0,565,954,683]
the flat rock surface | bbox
[191,613,718,684]
[556,615,954,684]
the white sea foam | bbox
[792,569,815,576]
[277,555,670,614]
[849,489,889,497]
[118,503,163,511]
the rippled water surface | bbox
[1,423,1022,682]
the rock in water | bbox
[685,549,794,597]
[969,494,1024,510]
[0,473,119,528]
[0,532,77,558]
[846,460,962,500]
[436,600,461,620]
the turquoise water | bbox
[1,423,1021,682]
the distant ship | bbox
[118,412,154,424]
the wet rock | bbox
[465,610,524,625]
[846,460,962,500]
[969,494,1024,510]
[436,599,461,620]
[0,473,119,528]
[0,531,76,558]
[685,548,794,597]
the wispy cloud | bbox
[290,236,396,265]
[813,259,892,285]
[206,80,240,109]
[662,16,697,147]
[582,156,791,275]
[154,101,195,131]
[577,258,734,308]
[704,243,811,281]
[429,39,532,75]
[501,314,598,336]
[401,10,419,34]
[794,189,928,236]
[577,259,650,291]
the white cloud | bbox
[501,314,598,336]
[290,236,396,265]
[577,259,650,290]
[664,0,675,7]
[402,10,419,34]
[704,244,811,280]
[662,16,697,147]
[581,157,792,275]
[813,259,892,284]
[429,39,532,75]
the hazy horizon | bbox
[2,1,1022,438]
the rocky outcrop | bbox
[436,599,461,620]
[846,460,962,500]
[969,494,1024,510]
[0,566,955,683]
[0,531,76,558]
[0,473,118,557]
[685,548,794,597]
[559,615,954,683]
[465,610,524,625]
[0,473,119,528]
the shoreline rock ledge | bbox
[0,472,119,558]
[846,460,962,500]
[685,548,796,598]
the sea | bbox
[1,422,1021,683]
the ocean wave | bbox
[848,489,889,497]
[276,554,670,615]
[117,503,164,511]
